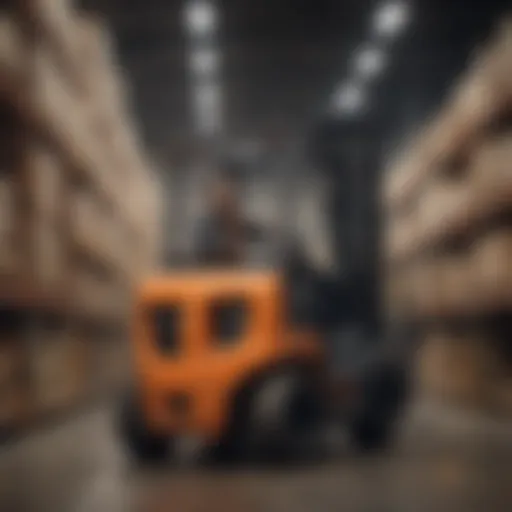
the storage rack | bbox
[0,2,162,436]
[383,20,512,415]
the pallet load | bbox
[0,2,163,436]
[383,19,512,417]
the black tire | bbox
[118,392,170,464]
[350,363,408,453]
[351,415,391,452]
[245,372,324,464]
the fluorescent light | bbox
[195,82,220,108]
[354,46,386,79]
[190,48,219,76]
[333,84,365,114]
[193,82,222,135]
[373,1,410,38]
[184,0,217,36]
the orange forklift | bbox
[118,167,409,464]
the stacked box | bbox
[0,174,18,274]
[0,3,163,431]
[0,337,30,431]
[0,15,27,99]
[416,331,503,411]
[29,324,88,413]
[383,20,512,416]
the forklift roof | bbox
[139,269,281,301]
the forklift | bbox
[118,141,410,464]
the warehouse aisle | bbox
[1,402,511,512]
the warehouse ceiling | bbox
[82,0,510,173]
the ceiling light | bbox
[333,84,365,114]
[190,48,219,76]
[354,46,386,79]
[195,82,220,108]
[193,82,222,135]
[373,1,410,38]
[184,1,217,36]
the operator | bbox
[192,164,262,266]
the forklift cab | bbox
[127,270,323,453]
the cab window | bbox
[151,305,180,355]
[209,299,249,347]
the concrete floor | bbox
[0,402,511,512]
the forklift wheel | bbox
[350,363,408,453]
[246,372,323,464]
[119,392,171,464]
[351,416,391,452]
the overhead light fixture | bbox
[184,0,217,36]
[190,48,219,76]
[193,82,222,135]
[373,1,410,38]
[354,46,386,79]
[195,82,220,108]
[333,84,365,114]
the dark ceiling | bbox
[83,0,510,172]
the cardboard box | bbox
[384,271,414,319]
[93,337,130,392]
[30,221,63,287]
[0,15,26,95]
[75,17,119,96]
[471,136,512,209]
[72,271,126,320]
[0,340,24,389]
[473,229,512,309]
[0,176,18,272]
[491,379,512,417]
[71,190,115,267]
[0,381,31,430]
[30,329,87,412]
[25,141,62,219]
[23,0,81,83]
[72,271,98,315]
[418,331,505,410]
[418,179,474,243]
[447,63,497,146]
[411,261,443,317]
[482,19,512,110]
[436,255,478,315]
[32,46,82,154]
[416,332,452,398]
[386,215,419,261]
[31,47,113,200]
